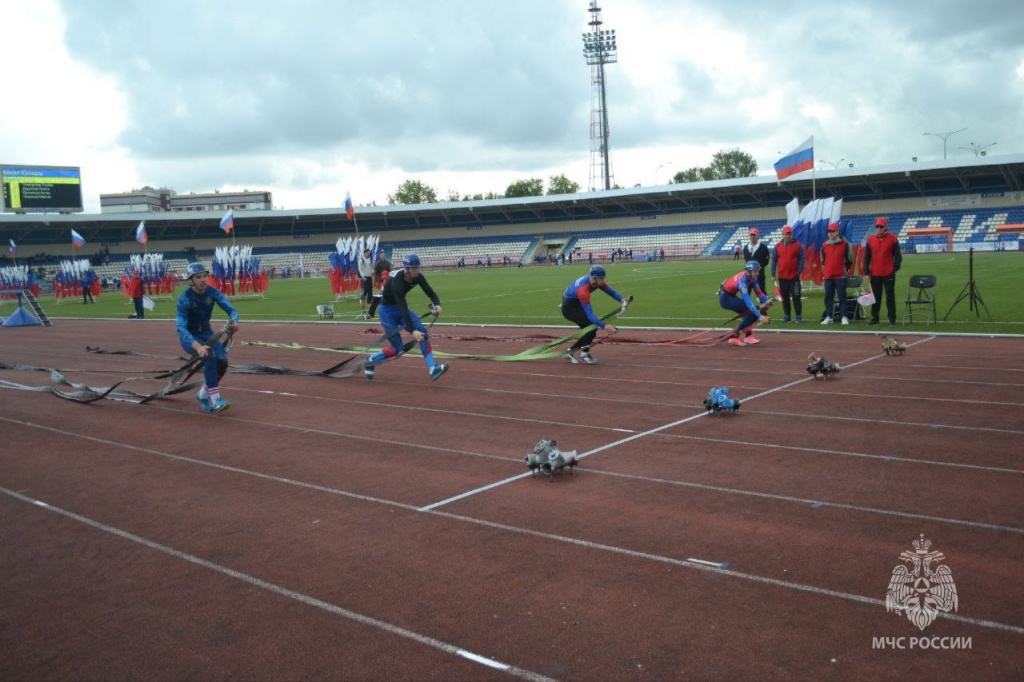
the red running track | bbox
[1,319,1021,680]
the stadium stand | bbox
[572,226,721,260]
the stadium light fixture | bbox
[958,141,996,157]
[923,128,967,159]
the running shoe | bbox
[207,396,231,413]
[196,390,211,411]
[429,364,449,381]
[744,334,760,345]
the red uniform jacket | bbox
[773,240,803,280]
[820,239,852,279]
[864,232,902,277]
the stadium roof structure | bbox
[2,154,1023,247]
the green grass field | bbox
[23,251,1024,335]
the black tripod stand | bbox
[943,247,991,321]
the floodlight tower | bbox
[582,1,617,192]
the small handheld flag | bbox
[136,221,148,244]
[344,192,354,221]
[220,209,234,234]
[8,238,15,255]
[71,229,86,247]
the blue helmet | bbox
[185,262,209,278]
[744,260,762,272]
[402,253,422,268]
[589,265,607,278]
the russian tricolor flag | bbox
[71,229,86,247]
[136,221,148,244]
[344,192,354,221]
[774,136,814,180]
[8,238,16,254]
[220,209,234,234]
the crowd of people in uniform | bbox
[175,215,902,411]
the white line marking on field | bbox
[687,558,726,568]
[0,485,553,682]
[592,469,1021,534]
[4,417,1023,635]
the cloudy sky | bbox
[3,0,1023,213]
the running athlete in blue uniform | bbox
[561,265,628,364]
[364,253,448,381]
[719,261,771,346]
[176,262,240,412]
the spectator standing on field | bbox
[81,271,95,304]
[742,228,770,292]
[127,270,145,319]
[820,223,854,325]
[863,216,902,327]
[770,225,804,323]
[357,247,373,319]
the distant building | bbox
[100,187,273,214]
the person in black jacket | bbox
[363,253,448,381]
[742,228,770,292]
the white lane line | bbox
[422,373,818,510]
[457,650,511,670]
[592,469,1022,534]
[423,508,1024,636]
[2,428,1022,635]
[687,558,727,568]
[0,486,553,682]
[754,410,1024,434]
[668,434,1024,474]
[420,473,534,511]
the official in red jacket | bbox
[127,270,145,319]
[863,217,903,326]
[770,225,804,323]
[819,224,853,325]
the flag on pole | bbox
[220,209,234,234]
[71,229,86,247]
[136,221,148,244]
[7,238,15,254]
[773,136,814,180]
[344,192,354,221]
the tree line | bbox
[384,149,757,205]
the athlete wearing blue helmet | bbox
[560,266,630,364]
[719,261,772,347]
[176,261,239,413]
[185,262,210,279]
[363,252,448,382]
